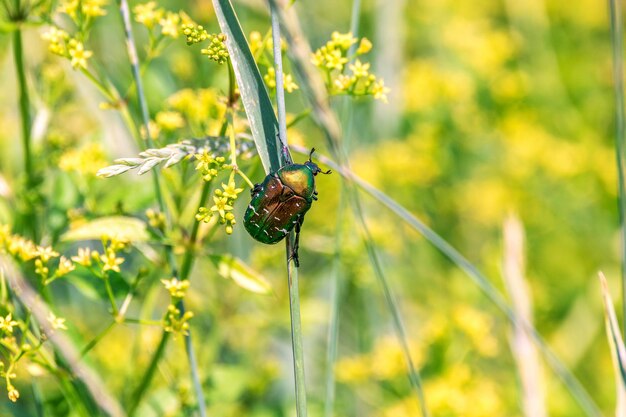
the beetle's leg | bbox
[250,183,262,197]
[311,194,318,201]
[289,216,304,267]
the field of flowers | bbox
[0,0,624,416]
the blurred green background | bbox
[0,0,622,415]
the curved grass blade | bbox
[294,145,602,417]
[599,272,626,416]
[213,0,283,173]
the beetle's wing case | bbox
[244,173,311,244]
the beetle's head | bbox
[305,148,332,176]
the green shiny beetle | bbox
[243,148,331,266]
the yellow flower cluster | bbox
[59,143,108,176]
[146,208,166,230]
[248,31,299,95]
[195,150,226,182]
[0,314,18,335]
[264,67,299,93]
[161,277,190,299]
[200,33,229,65]
[311,31,389,102]
[58,0,108,19]
[196,180,243,235]
[132,2,188,39]
[163,304,193,336]
[41,28,94,70]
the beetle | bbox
[243,148,331,266]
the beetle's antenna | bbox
[308,148,316,162]
[321,168,332,175]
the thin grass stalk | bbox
[13,27,38,241]
[502,216,546,417]
[608,0,626,338]
[300,147,603,417]
[116,1,206,414]
[269,2,307,415]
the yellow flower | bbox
[356,37,372,54]
[334,74,354,91]
[0,314,18,334]
[7,385,19,403]
[349,60,370,78]
[156,111,185,131]
[249,31,264,55]
[210,196,233,218]
[58,0,79,18]
[68,41,93,70]
[71,248,92,267]
[284,74,299,93]
[370,79,390,103]
[221,181,243,199]
[133,2,164,29]
[159,12,180,38]
[57,256,75,276]
[82,0,107,17]
[331,31,357,49]
[36,246,59,263]
[161,277,190,298]
[325,48,348,70]
[101,249,124,273]
[47,312,67,330]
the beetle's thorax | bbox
[277,164,315,200]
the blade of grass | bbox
[599,271,626,416]
[115,1,206,414]
[608,0,626,339]
[502,215,546,417]
[294,146,602,417]
[213,0,283,173]
[213,1,306,414]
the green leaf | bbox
[599,272,626,416]
[61,216,149,242]
[209,254,272,294]
[212,0,282,174]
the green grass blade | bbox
[599,272,626,415]
[213,0,283,173]
[608,0,626,338]
[292,145,603,417]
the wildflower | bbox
[264,67,299,93]
[8,237,37,261]
[0,314,18,334]
[195,207,212,223]
[71,248,92,267]
[325,49,348,70]
[356,37,372,54]
[370,79,390,103]
[161,278,190,298]
[156,111,185,131]
[82,0,108,17]
[133,2,164,29]
[220,180,243,199]
[163,304,193,336]
[35,259,49,280]
[284,74,299,93]
[58,0,79,18]
[68,41,93,70]
[334,74,354,91]
[159,12,180,38]
[200,33,229,64]
[210,196,233,219]
[47,312,67,330]
[331,31,357,50]
[195,151,225,181]
[36,246,59,263]
[140,120,160,141]
[7,385,19,403]
[349,60,370,78]
[59,143,108,176]
[146,209,166,230]
[56,256,75,277]
[249,31,264,55]
[101,249,124,273]
[182,23,208,45]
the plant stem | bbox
[13,27,37,241]
[608,0,626,338]
[81,321,116,357]
[127,331,170,416]
[269,2,307,415]
[116,0,206,414]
